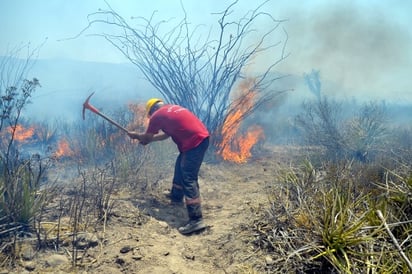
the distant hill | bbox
[23,58,158,122]
[2,57,410,127]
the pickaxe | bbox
[82,92,129,133]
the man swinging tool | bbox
[83,93,209,234]
[127,98,210,235]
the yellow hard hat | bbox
[146,98,163,115]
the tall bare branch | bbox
[74,0,290,150]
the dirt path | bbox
[91,161,272,274]
[6,150,282,274]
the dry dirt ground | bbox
[3,146,300,274]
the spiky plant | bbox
[0,158,51,232]
[311,182,376,273]
[244,158,412,273]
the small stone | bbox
[183,253,195,260]
[158,221,168,228]
[20,243,35,261]
[75,233,99,249]
[120,245,132,254]
[24,262,36,271]
[45,254,69,267]
[132,255,143,261]
[265,256,274,265]
[115,257,125,265]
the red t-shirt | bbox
[146,104,209,152]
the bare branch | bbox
[71,0,290,151]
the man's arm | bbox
[127,131,169,145]
[152,132,170,142]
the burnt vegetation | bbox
[1,1,412,273]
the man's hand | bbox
[127,131,152,145]
[139,140,149,145]
[127,131,141,141]
[127,131,163,146]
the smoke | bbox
[278,1,412,102]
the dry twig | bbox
[376,209,412,271]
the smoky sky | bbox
[279,2,411,101]
[0,0,411,110]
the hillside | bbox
[23,58,157,122]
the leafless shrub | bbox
[344,101,388,162]
[89,162,119,223]
[295,97,346,161]
[386,126,412,163]
[295,98,389,164]
[70,0,290,153]
[58,165,115,267]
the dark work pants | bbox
[171,137,209,221]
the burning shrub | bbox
[77,2,290,163]
[217,79,266,163]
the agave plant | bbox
[312,182,376,273]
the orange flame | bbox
[127,102,148,130]
[7,124,35,142]
[218,78,265,163]
[54,139,74,158]
[126,102,149,145]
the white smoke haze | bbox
[1,0,411,124]
[277,1,412,103]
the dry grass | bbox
[243,154,412,273]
